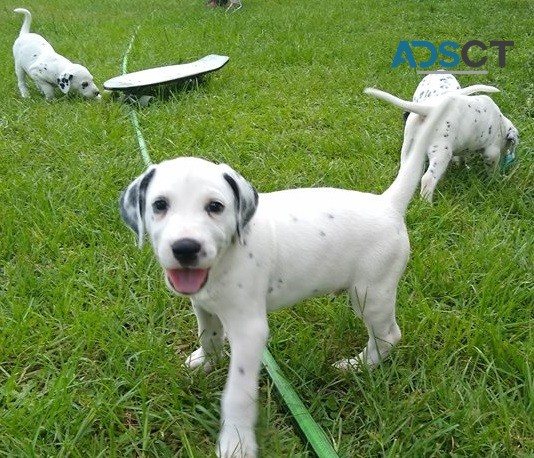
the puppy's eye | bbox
[81,82,89,89]
[206,201,224,215]
[152,198,168,214]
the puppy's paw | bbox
[333,357,362,371]
[420,177,435,203]
[184,347,213,373]
[334,350,382,372]
[217,426,257,458]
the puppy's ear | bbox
[57,73,73,94]
[222,166,258,245]
[506,125,519,153]
[119,166,156,249]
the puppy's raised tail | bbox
[365,87,453,214]
[457,84,500,96]
[14,8,32,35]
[365,87,435,117]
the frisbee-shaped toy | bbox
[103,54,229,93]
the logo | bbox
[392,40,514,74]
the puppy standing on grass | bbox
[376,85,519,202]
[119,95,453,457]
[12,8,100,100]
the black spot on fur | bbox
[238,367,245,375]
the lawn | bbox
[0,0,532,457]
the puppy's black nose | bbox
[171,238,201,266]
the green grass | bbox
[0,0,532,456]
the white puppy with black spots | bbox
[12,8,100,100]
[378,83,519,202]
[402,73,500,164]
[119,96,452,458]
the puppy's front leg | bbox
[186,303,224,372]
[217,311,269,458]
[35,80,57,100]
[482,145,502,175]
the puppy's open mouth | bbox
[166,268,209,295]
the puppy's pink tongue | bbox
[167,268,208,294]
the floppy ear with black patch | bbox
[119,166,156,249]
[506,125,519,152]
[57,72,73,94]
[222,166,259,244]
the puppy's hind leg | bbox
[185,303,225,372]
[335,285,401,370]
[15,64,30,98]
[420,143,452,202]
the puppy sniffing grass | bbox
[368,86,519,202]
[12,8,101,100]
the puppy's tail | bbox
[364,87,434,117]
[365,87,453,214]
[14,8,32,35]
[456,84,500,96]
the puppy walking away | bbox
[12,8,100,100]
[371,86,519,202]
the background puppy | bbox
[119,96,452,458]
[401,73,502,164]
[368,87,519,202]
[12,8,100,100]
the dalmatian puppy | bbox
[119,96,453,458]
[401,72,499,164]
[367,86,519,202]
[12,8,100,100]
